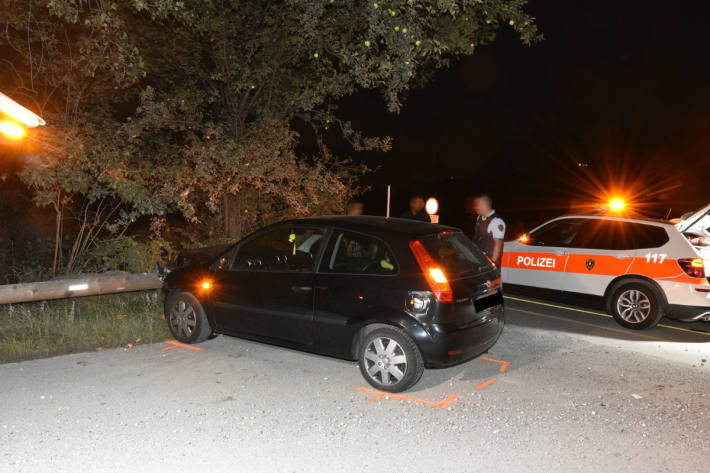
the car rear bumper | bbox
[413,305,505,368]
[665,303,710,321]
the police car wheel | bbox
[165,291,213,344]
[610,282,663,330]
[358,327,424,393]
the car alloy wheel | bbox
[616,289,651,324]
[363,337,408,386]
[169,299,197,339]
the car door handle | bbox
[291,285,313,292]
[553,250,566,256]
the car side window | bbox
[528,219,585,247]
[230,227,326,272]
[322,232,397,275]
[631,223,669,249]
[572,220,669,250]
[572,220,627,250]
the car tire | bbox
[165,291,213,344]
[610,282,664,330]
[358,326,424,393]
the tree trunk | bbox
[223,194,241,239]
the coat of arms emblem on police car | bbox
[585,258,595,271]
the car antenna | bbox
[386,184,391,218]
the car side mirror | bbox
[286,251,313,270]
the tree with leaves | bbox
[0,0,538,277]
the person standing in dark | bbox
[472,194,506,269]
[399,194,430,222]
[345,199,364,216]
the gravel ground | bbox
[1,298,709,473]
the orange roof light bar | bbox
[608,197,626,213]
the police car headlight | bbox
[406,291,433,322]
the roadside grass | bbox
[0,290,169,363]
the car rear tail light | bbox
[409,240,453,302]
[677,258,705,278]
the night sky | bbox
[339,0,710,236]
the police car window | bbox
[528,219,585,247]
[571,220,628,250]
[323,232,397,275]
[631,224,669,249]
[231,227,326,271]
[571,221,668,250]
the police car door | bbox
[502,218,585,291]
[562,219,634,297]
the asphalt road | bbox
[1,297,709,473]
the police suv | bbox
[501,210,710,329]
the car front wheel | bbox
[610,282,664,330]
[165,291,213,343]
[358,326,424,393]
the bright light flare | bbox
[200,280,212,290]
[608,197,626,213]
[428,268,448,284]
[0,121,25,139]
[425,197,439,216]
[519,234,529,243]
[0,92,45,127]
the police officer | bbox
[472,194,506,268]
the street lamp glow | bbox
[425,197,439,216]
[608,197,626,213]
[0,92,45,127]
[0,121,26,139]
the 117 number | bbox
[644,253,667,263]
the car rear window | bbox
[418,232,489,278]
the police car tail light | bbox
[409,240,453,303]
[677,258,705,278]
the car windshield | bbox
[418,232,488,278]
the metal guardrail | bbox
[0,272,163,304]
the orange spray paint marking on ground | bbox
[357,387,458,408]
[476,378,497,389]
[162,340,202,351]
[481,357,510,373]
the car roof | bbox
[283,215,460,237]
[550,214,676,227]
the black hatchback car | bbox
[162,216,504,392]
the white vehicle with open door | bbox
[502,214,710,329]
[675,203,710,269]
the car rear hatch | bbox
[675,203,710,274]
[415,231,502,327]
